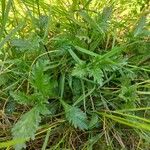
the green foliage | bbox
[72,49,127,85]
[61,99,88,130]
[0,0,150,149]
[12,107,41,150]
[133,15,147,37]
[88,114,99,129]
[10,91,32,105]
[30,60,53,97]
[11,35,41,52]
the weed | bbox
[0,0,150,150]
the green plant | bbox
[0,0,150,150]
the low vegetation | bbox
[0,0,150,149]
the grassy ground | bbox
[0,0,150,149]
